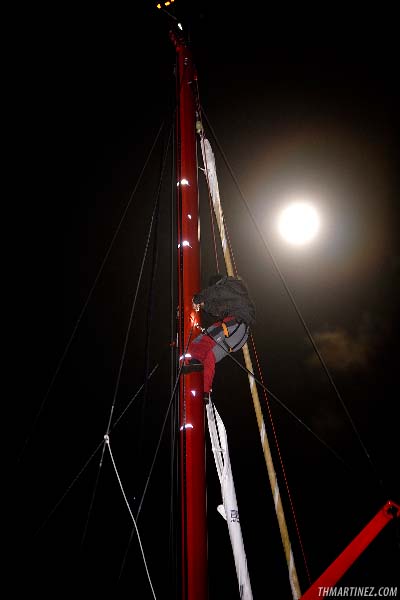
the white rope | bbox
[104,435,157,600]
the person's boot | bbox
[182,358,204,374]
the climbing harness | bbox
[220,320,249,353]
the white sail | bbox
[206,402,253,600]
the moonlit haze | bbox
[278,202,320,245]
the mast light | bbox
[180,423,194,431]
[156,0,174,7]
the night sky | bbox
[14,3,399,598]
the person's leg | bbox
[189,333,216,363]
[183,333,217,393]
[183,321,248,394]
[201,349,216,393]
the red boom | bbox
[301,500,399,599]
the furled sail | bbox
[206,402,253,600]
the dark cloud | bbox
[306,313,384,372]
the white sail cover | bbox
[206,402,253,600]
[200,138,227,250]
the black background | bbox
[12,2,399,598]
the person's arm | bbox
[192,289,207,307]
[193,276,228,307]
[192,278,230,318]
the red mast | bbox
[171,29,208,600]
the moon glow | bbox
[278,202,320,245]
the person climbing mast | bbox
[182,274,256,403]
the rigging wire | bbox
[200,107,382,488]
[33,364,159,538]
[202,326,393,491]
[106,132,173,438]
[30,57,193,588]
[117,323,196,581]
[17,120,166,465]
[105,436,157,600]
[136,333,196,517]
[250,334,312,585]
[138,126,173,463]
[81,146,171,547]
[116,123,173,581]
[168,126,179,596]
[36,60,189,582]
[98,58,188,568]
[201,326,352,473]
[196,102,312,582]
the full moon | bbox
[278,202,320,245]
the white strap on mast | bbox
[200,134,302,600]
[206,402,253,600]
